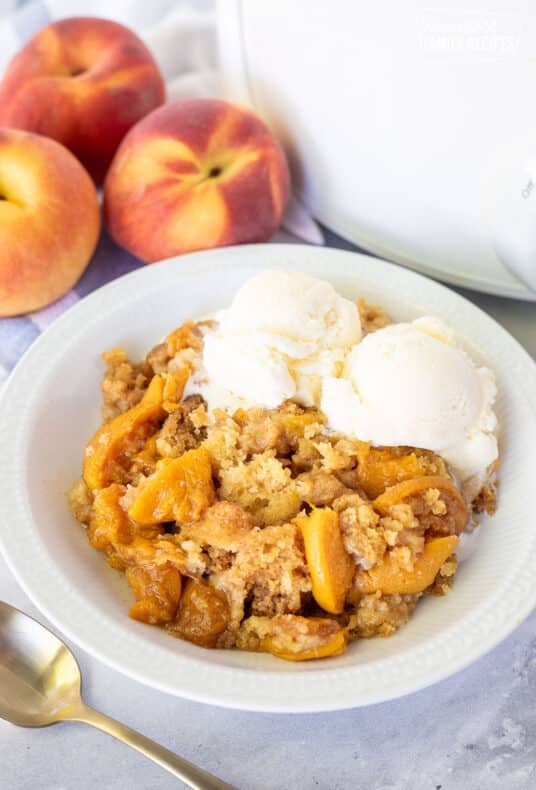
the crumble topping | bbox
[69,301,497,662]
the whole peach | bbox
[0,17,165,183]
[103,98,290,262]
[0,128,100,317]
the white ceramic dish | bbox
[1,244,536,713]
[218,0,536,300]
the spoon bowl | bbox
[0,601,234,789]
[0,601,81,727]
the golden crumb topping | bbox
[69,306,497,662]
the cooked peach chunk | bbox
[88,484,164,567]
[168,578,230,647]
[132,434,159,474]
[295,508,354,614]
[84,375,164,490]
[280,410,324,439]
[128,447,214,525]
[374,476,468,535]
[356,444,442,498]
[127,563,182,625]
[257,615,347,661]
[162,368,190,414]
[115,535,187,576]
[88,483,134,554]
[355,535,458,595]
[165,321,202,356]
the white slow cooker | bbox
[218,0,536,300]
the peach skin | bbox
[0,128,100,317]
[103,98,290,262]
[0,17,165,183]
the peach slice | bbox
[127,564,182,625]
[356,444,442,498]
[165,321,203,356]
[83,375,164,491]
[374,475,468,535]
[88,483,163,563]
[355,535,458,595]
[295,508,354,614]
[162,368,190,413]
[168,579,230,648]
[128,447,214,525]
[258,615,347,661]
[88,483,134,554]
[280,411,324,440]
[132,434,159,474]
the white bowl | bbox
[1,244,536,713]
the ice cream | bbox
[193,270,362,410]
[187,270,498,483]
[321,318,498,480]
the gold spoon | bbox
[0,601,235,789]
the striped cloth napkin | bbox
[0,0,327,386]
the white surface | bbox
[1,245,536,715]
[218,0,536,301]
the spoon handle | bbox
[71,702,236,790]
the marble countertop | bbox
[2,278,536,790]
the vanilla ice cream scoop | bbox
[321,319,498,480]
[198,270,361,409]
[187,272,498,482]
[220,269,361,348]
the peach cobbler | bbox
[70,271,498,661]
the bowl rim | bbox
[1,243,536,713]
